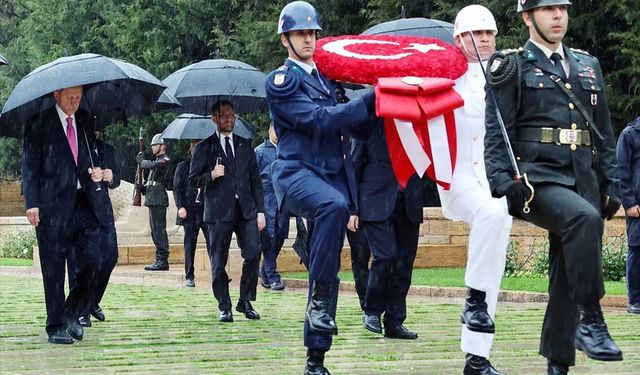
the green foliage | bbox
[1,0,638,179]
[0,229,36,259]
[504,240,522,276]
[602,236,628,282]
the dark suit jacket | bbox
[22,107,110,227]
[173,157,202,226]
[189,132,264,223]
[353,119,425,224]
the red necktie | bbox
[66,116,78,165]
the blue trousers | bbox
[629,245,640,305]
[282,171,349,350]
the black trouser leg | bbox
[346,228,370,311]
[206,222,233,311]
[183,221,199,280]
[149,205,169,261]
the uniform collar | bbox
[528,39,565,61]
[287,58,316,75]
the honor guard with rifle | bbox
[483,1,623,373]
[136,133,171,271]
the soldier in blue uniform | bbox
[255,122,308,291]
[484,1,623,373]
[265,2,376,374]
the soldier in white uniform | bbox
[438,5,513,375]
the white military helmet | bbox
[453,5,498,37]
[151,133,164,146]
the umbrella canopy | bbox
[161,113,255,140]
[0,53,167,138]
[162,59,267,116]
[0,53,8,65]
[153,89,183,113]
[361,18,455,45]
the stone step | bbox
[116,243,467,282]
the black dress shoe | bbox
[260,278,271,289]
[144,260,169,271]
[270,281,285,291]
[219,309,234,322]
[461,289,495,334]
[91,305,105,321]
[78,315,92,327]
[48,328,74,344]
[363,313,382,334]
[384,325,418,340]
[575,307,623,361]
[304,349,331,375]
[463,354,505,375]
[236,300,261,320]
[66,318,83,341]
[185,278,195,288]
[628,303,640,314]
[547,360,569,375]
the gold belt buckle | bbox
[540,127,554,143]
[559,129,579,145]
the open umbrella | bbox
[0,53,8,65]
[161,113,255,140]
[361,18,455,45]
[162,59,267,116]
[0,53,167,138]
[153,89,183,113]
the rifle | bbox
[132,127,145,206]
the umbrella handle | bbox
[83,127,102,192]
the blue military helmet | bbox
[517,0,572,12]
[277,1,322,34]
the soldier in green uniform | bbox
[136,133,172,271]
[484,1,623,374]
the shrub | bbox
[0,229,37,259]
[602,236,628,282]
[504,240,521,276]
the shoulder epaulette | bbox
[570,48,590,56]
[266,65,301,98]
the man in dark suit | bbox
[68,130,120,327]
[174,139,209,288]
[23,85,109,344]
[484,1,622,372]
[190,100,265,323]
[350,119,424,340]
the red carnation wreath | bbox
[315,34,467,85]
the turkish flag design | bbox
[376,77,463,189]
[315,35,467,84]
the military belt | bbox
[516,127,591,146]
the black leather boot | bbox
[306,281,338,335]
[303,349,331,375]
[547,360,569,375]
[144,260,169,271]
[460,288,495,333]
[575,304,623,361]
[463,354,505,375]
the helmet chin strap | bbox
[529,10,555,45]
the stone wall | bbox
[0,181,24,217]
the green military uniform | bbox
[484,41,619,366]
[137,152,171,265]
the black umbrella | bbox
[162,59,267,116]
[153,89,183,113]
[0,53,8,65]
[160,113,255,140]
[361,18,455,45]
[0,53,167,138]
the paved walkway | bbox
[1,267,638,374]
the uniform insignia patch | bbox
[274,73,285,86]
[534,68,543,76]
[489,58,502,73]
[591,93,597,106]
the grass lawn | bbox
[282,268,629,296]
[0,257,33,266]
[0,275,638,374]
